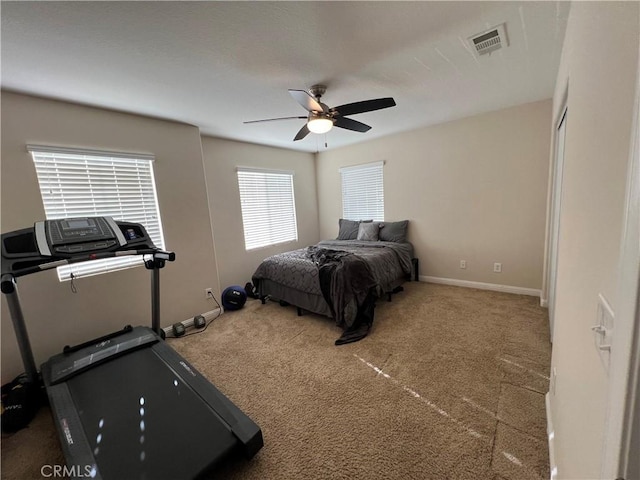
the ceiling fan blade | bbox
[333,97,396,117]
[334,116,371,133]
[293,124,310,141]
[244,116,307,124]
[289,89,324,113]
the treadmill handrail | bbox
[2,248,175,283]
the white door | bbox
[548,107,568,342]
[601,44,640,478]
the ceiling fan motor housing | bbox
[309,111,333,121]
[309,84,327,100]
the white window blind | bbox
[237,168,298,250]
[29,146,165,281]
[340,161,384,221]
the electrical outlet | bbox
[460,260,467,269]
[205,288,213,299]
[493,262,502,273]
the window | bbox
[340,161,384,221]
[29,145,165,281]
[237,167,298,250]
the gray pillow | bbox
[357,222,380,241]
[379,220,409,243]
[337,219,373,240]
[337,219,360,240]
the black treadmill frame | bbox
[1,219,263,479]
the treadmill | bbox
[1,217,263,479]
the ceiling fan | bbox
[244,84,396,141]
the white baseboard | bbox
[420,275,541,297]
[162,307,223,338]
[540,297,549,308]
[546,392,558,479]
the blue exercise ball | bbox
[222,285,247,311]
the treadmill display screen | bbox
[67,348,237,479]
[48,217,113,245]
[63,219,93,229]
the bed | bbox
[251,220,414,343]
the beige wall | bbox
[316,100,552,290]
[548,2,639,478]
[201,136,319,289]
[1,92,220,382]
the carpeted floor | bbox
[1,282,551,479]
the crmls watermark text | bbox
[40,464,95,478]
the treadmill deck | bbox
[42,327,262,480]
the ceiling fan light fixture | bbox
[307,117,333,134]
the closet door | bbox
[548,107,567,342]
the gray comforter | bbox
[306,245,377,330]
[252,240,414,298]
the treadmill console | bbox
[35,217,127,256]
[1,216,162,279]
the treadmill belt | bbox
[67,347,237,479]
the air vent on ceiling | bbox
[469,24,508,56]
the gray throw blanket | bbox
[306,246,377,344]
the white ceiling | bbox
[1,1,569,153]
